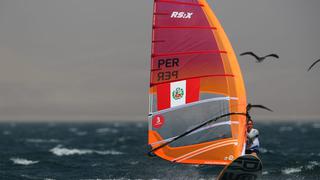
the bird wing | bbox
[308,59,320,71]
[247,104,273,112]
[265,54,279,59]
[240,52,260,60]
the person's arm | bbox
[248,129,259,139]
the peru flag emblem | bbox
[157,79,200,111]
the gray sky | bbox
[0,0,319,122]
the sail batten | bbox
[154,26,216,29]
[150,74,235,87]
[152,50,226,57]
[148,0,247,165]
[157,0,204,7]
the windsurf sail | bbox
[148,0,247,165]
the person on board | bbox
[245,118,260,157]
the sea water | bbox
[0,121,319,180]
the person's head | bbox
[247,119,254,132]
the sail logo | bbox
[172,87,184,100]
[170,81,186,107]
[152,115,165,129]
[171,12,193,19]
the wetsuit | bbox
[245,128,260,154]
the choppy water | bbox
[0,121,320,180]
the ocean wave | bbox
[306,161,320,170]
[69,127,78,132]
[279,126,293,132]
[129,161,139,165]
[281,166,303,174]
[26,138,60,143]
[117,137,128,143]
[75,131,87,136]
[260,147,274,154]
[68,127,88,136]
[136,123,144,128]
[50,145,124,156]
[312,123,320,129]
[281,161,320,175]
[10,158,39,165]
[3,131,11,135]
[96,128,118,134]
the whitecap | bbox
[312,123,320,129]
[75,131,87,136]
[259,147,274,154]
[11,158,39,165]
[118,137,126,142]
[3,131,11,135]
[306,161,320,170]
[96,128,118,134]
[279,126,293,132]
[69,127,78,132]
[136,123,144,128]
[262,171,269,175]
[50,145,123,156]
[300,128,308,133]
[281,166,303,174]
[26,139,60,143]
[113,122,121,127]
[68,127,87,136]
[129,161,139,165]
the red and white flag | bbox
[157,79,200,111]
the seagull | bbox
[240,52,279,63]
[307,59,320,71]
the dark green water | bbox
[0,121,319,179]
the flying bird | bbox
[307,59,320,71]
[240,52,279,63]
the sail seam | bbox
[157,0,204,7]
[153,26,216,30]
[152,50,227,57]
[150,74,234,86]
[150,96,238,116]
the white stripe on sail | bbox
[150,121,239,146]
[172,140,238,163]
[191,121,239,134]
[150,96,238,116]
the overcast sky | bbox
[0,0,319,122]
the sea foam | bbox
[281,166,303,174]
[11,158,39,165]
[279,126,293,132]
[50,145,123,156]
[306,161,320,170]
[96,128,118,134]
[26,139,60,143]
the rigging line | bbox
[148,112,248,155]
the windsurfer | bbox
[245,118,260,157]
